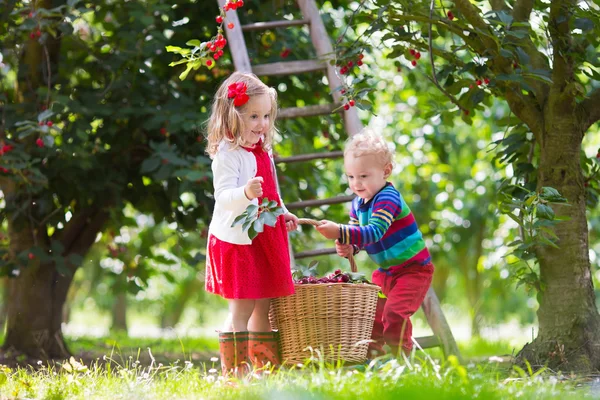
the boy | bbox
[316,130,434,357]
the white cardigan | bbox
[207,141,288,245]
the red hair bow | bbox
[227,82,249,107]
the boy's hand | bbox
[244,177,263,200]
[284,213,299,232]
[335,239,354,258]
[316,220,340,240]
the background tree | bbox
[348,0,600,371]
[0,0,221,358]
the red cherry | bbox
[29,32,36,39]
[28,12,33,18]
[343,104,350,110]
[36,138,44,148]
[349,100,355,107]
[340,89,346,94]
[216,15,223,23]
[476,79,482,86]
[347,60,353,67]
[206,59,213,66]
[160,127,167,135]
[411,60,417,66]
[238,0,244,6]
[357,60,363,66]
[484,78,490,85]
[334,269,342,274]
[415,52,421,60]
[409,49,416,56]
[38,121,45,126]
[447,11,455,21]
[46,121,53,127]
[227,22,234,29]
[28,253,35,260]
[358,54,364,60]
[35,30,41,37]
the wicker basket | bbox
[269,219,380,364]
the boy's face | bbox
[344,153,392,202]
[239,94,272,146]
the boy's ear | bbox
[383,163,393,179]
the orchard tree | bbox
[350,0,600,371]
[0,0,221,359]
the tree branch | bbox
[490,0,508,11]
[581,87,600,131]
[549,0,574,92]
[453,0,497,51]
[513,0,534,22]
[387,14,485,54]
[503,85,545,141]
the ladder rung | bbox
[295,248,336,259]
[252,60,326,76]
[277,103,341,119]
[242,19,310,32]
[286,195,355,210]
[414,335,441,349]
[275,151,343,164]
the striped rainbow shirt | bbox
[338,183,431,270]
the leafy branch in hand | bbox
[231,198,284,240]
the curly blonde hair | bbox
[206,72,278,158]
[344,128,394,167]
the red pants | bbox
[369,262,434,356]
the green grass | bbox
[0,334,593,399]
[0,353,594,400]
[65,332,219,366]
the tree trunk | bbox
[160,276,203,328]
[111,292,128,333]
[518,116,600,372]
[3,262,73,359]
[0,278,7,334]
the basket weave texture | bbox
[269,218,380,364]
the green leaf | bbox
[261,212,277,227]
[536,204,555,220]
[140,157,161,173]
[253,218,265,234]
[179,64,194,81]
[232,213,247,227]
[515,47,530,65]
[37,110,54,122]
[186,39,202,47]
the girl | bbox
[204,71,298,375]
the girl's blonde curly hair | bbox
[344,128,394,167]
[205,71,278,158]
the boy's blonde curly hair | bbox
[205,71,278,158]
[344,128,394,167]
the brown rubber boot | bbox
[248,331,281,370]
[218,331,249,377]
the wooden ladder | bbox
[217,0,462,362]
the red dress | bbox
[205,144,295,299]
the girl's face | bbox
[239,94,272,146]
[344,153,392,202]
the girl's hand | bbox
[335,239,354,258]
[244,177,263,200]
[284,213,299,232]
[315,220,340,240]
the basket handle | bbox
[297,218,357,273]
